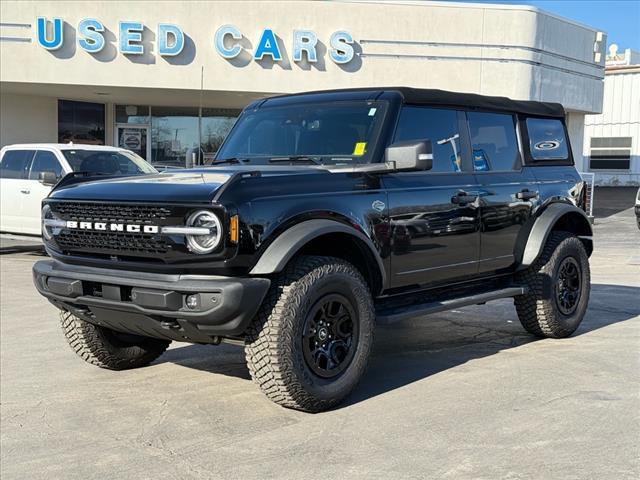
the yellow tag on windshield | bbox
[353,142,367,156]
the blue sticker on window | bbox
[473,149,490,171]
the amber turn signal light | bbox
[229,215,239,244]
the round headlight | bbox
[185,210,222,254]
[42,204,54,240]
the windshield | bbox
[216,101,388,165]
[61,149,157,175]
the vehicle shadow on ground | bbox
[158,283,640,408]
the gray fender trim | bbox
[250,219,386,287]
[519,203,593,269]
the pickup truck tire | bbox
[60,311,170,370]
[245,255,375,413]
[515,231,590,338]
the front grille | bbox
[55,230,170,255]
[50,202,172,223]
[48,201,178,257]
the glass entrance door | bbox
[116,125,150,161]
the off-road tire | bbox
[515,231,590,338]
[245,255,375,413]
[60,311,170,370]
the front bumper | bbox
[33,260,271,343]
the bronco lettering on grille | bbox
[65,221,159,234]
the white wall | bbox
[0,93,57,147]
[566,112,586,171]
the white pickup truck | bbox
[0,144,155,235]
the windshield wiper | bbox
[211,157,250,165]
[269,156,322,165]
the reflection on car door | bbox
[383,106,481,288]
[0,149,35,234]
[22,150,65,234]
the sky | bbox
[443,0,640,51]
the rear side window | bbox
[393,107,463,172]
[29,151,64,180]
[467,112,520,172]
[526,118,569,160]
[0,150,34,179]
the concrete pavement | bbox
[1,208,638,480]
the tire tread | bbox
[60,311,169,370]
[515,231,590,338]
[245,255,374,412]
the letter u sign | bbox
[37,17,64,50]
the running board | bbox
[376,287,528,325]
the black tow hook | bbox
[160,320,181,330]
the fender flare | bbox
[518,203,593,269]
[250,219,386,288]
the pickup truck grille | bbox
[47,201,179,258]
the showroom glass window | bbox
[393,107,462,172]
[467,112,520,171]
[114,105,240,167]
[200,108,239,163]
[150,106,200,168]
[115,105,150,124]
[58,100,105,145]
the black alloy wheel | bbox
[302,294,359,378]
[555,256,582,315]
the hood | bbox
[49,165,326,203]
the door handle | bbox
[516,189,538,201]
[20,188,30,194]
[451,191,478,205]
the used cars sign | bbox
[36,17,355,65]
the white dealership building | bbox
[0,0,607,169]
[583,46,640,186]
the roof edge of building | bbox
[332,0,603,33]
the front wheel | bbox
[60,311,170,370]
[245,256,375,412]
[515,231,591,338]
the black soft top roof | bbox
[259,87,565,118]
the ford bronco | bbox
[33,88,593,412]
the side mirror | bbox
[38,171,58,186]
[385,140,433,172]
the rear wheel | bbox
[515,231,590,338]
[60,311,170,370]
[245,256,375,412]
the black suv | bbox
[33,88,593,412]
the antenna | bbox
[198,65,204,165]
